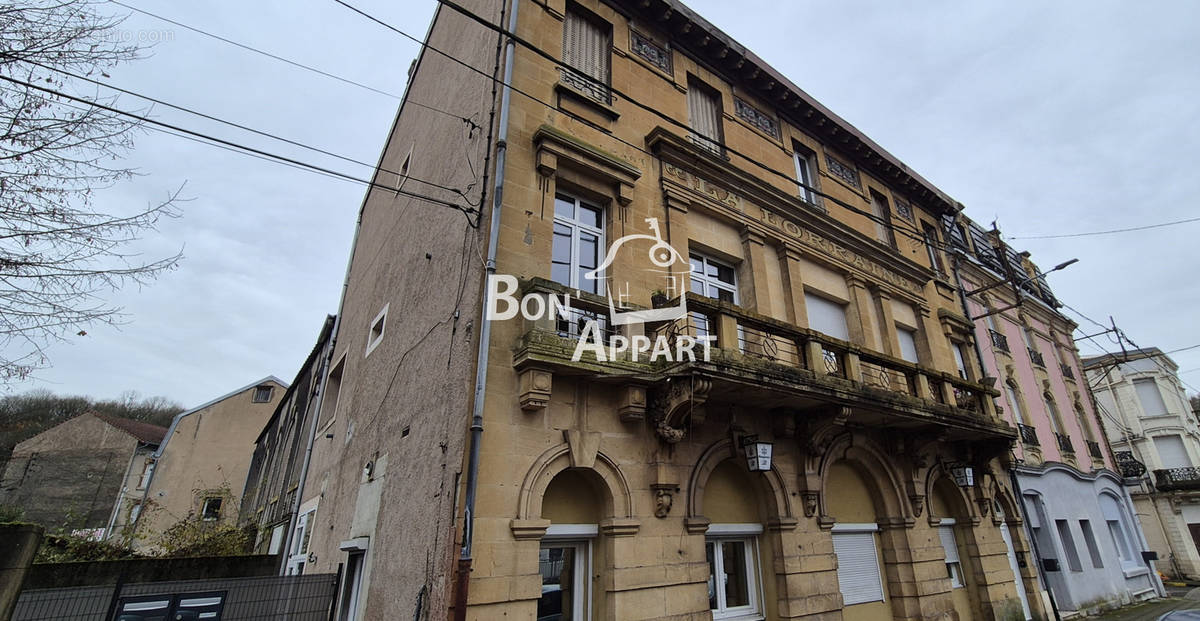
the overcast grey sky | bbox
[20,0,1200,407]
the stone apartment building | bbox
[240,316,335,574]
[949,220,1162,612]
[287,1,1083,620]
[1084,348,1200,579]
[132,377,286,549]
[0,412,165,536]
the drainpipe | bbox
[456,0,518,617]
[1008,470,1063,621]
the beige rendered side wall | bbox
[297,2,502,621]
[137,383,284,546]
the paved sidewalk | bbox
[1086,588,1200,621]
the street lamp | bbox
[949,464,975,488]
[742,435,773,472]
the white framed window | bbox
[868,191,895,248]
[805,292,849,341]
[540,524,595,621]
[365,304,388,357]
[793,148,818,205]
[938,519,964,588]
[552,193,604,295]
[690,254,738,303]
[896,326,919,363]
[1044,394,1064,435]
[1006,382,1029,426]
[687,76,723,155]
[561,5,611,103]
[320,354,346,430]
[952,342,970,380]
[1134,378,1169,417]
[832,523,885,606]
[922,222,946,275]
[706,524,763,620]
[287,509,316,575]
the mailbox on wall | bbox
[1142,551,1160,562]
[1040,558,1061,572]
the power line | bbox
[1,51,473,201]
[109,0,402,100]
[0,73,478,221]
[333,0,971,259]
[1008,216,1200,240]
[106,0,475,126]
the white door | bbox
[1000,521,1032,620]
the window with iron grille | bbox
[561,5,611,103]
[687,76,724,156]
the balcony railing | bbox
[990,329,1010,353]
[1018,423,1040,446]
[1086,440,1103,460]
[1028,348,1046,368]
[1055,432,1074,454]
[1061,363,1075,380]
[1115,451,1147,478]
[512,280,1004,427]
[1155,467,1200,491]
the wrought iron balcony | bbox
[1087,440,1104,460]
[1115,451,1147,478]
[1018,423,1040,446]
[1061,363,1075,380]
[1155,467,1200,491]
[1028,348,1046,368]
[1055,432,1074,454]
[989,329,1010,353]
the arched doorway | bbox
[701,459,778,620]
[825,461,895,621]
[539,468,605,621]
[929,476,977,621]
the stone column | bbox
[739,227,773,314]
[662,187,692,298]
[845,275,879,350]
[778,244,809,328]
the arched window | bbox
[1099,493,1138,570]
[1005,380,1030,426]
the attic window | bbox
[366,304,389,357]
[252,385,273,403]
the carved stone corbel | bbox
[651,483,679,518]
[617,384,648,422]
[649,375,712,443]
[909,494,925,518]
[801,491,820,518]
[518,367,553,413]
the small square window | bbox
[252,385,273,403]
[201,497,223,521]
[366,304,389,357]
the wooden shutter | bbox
[687,80,722,153]
[833,531,885,605]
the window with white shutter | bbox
[896,327,919,363]
[804,292,849,342]
[1154,434,1191,469]
[832,524,885,606]
[687,77,723,155]
[1135,378,1169,417]
[561,6,611,103]
[938,520,964,587]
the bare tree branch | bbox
[0,0,182,381]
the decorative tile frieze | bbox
[895,197,914,221]
[733,97,779,139]
[825,154,860,188]
[630,30,671,73]
[558,67,610,104]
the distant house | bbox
[240,316,335,573]
[133,377,286,550]
[0,412,166,536]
